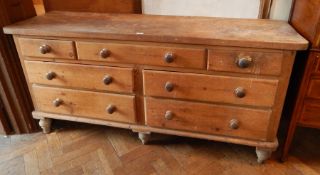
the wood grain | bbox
[76,41,206,69]
[298,101,320,127]
[32,85,137,123]
[33,111,278,149]
[145,97,271,141]
[143,70,278,107]
[282,0,320,160]
[306,79,320,99]
[208,48,283,75]
[2,122,320,175]
[24,61,134,93]
[5,9,309,162]
[3,11,308,50]
[19,38,76,59]
[43,0,142,14]
[0,0,38,134]
[290,0,320,48]
[314,53,320,73]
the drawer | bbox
[32,85,136,123]
[76,42,206,69]
[25,61,134,93]
[299,102,320,127]
[307,79,320,99]
[145,98,271,141]
[143,70,278,107]
[208,49,283,75]
[19,38,76,59]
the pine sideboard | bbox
[3,11,308,163]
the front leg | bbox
[138,132,151,145]
[39,118,52,134]
[256,147,273,164]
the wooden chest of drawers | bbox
[3,12,307,163]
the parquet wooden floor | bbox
[0,120,319,175]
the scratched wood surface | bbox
[0,120,319,175]
[3,11,308,50]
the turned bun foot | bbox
[256,147,273,164]
[138,132,151,145]
[39,118,52,134]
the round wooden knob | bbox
[52,98,63,107]
[46,72,56,80]
[103,75,113,85]
[164,52,174,63]
[165,111,174,120]
[236,57,252,68]
[106,105,116,114]
[234,87,246,98]
[100,48,110,58]
[229,119,239,129]
[39,45,51,54]
[165,82,174,92]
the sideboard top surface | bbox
[3,11,308,50]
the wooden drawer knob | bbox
[234,87,246,98]
[236,56,252,68]
[164,52,175,63]
[165,82,174,92]
[100,48,110,58]
[106,105,116,114]
[52,98,63,107]
[103,75,113,85]
[229,119,239,129]
[165,110,174,120]
[46,71,56,80]
[39,44,51,54]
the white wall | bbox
[143,0,293,21]
[269,0,293,20]
[143,0,261,19]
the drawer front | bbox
[208,49,283,75]
[32,85,136,123]
[25,61,134,93]
[76,42,206,69]
[143,70,278,107]
[19,38,76,59]
[145,98,271,141]
[299,102,320,127]
[307,79,320,99]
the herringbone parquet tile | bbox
[0,120,320,175]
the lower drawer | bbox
[145,98,271,141]
[32,85,136,123]
[306,79,320,99]
[299,101,320,127]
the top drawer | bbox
[76,42,206,69]
[208,48,283,76]
[18,38,76,59]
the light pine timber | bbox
[18,38,76,59]
[3,11,308,50]
[3,11,309,163]
[143,70,279,107]
[24,60,134,93]
[76,41,206,69]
